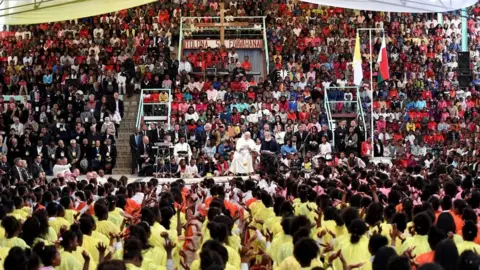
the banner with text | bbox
[183,39,263,49]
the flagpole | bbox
[357,28,384,160]
[369,29,374,158]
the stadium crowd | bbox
[1,0,480,270]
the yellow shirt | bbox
[7,213,24,222]
[277,241,294,265]
[12,209,29,221]
[49,217,71,235]
[64,209,77,225]
[0,247,10,270]
[398,234,431,257]
[91,231,109,246]
[159,93,169,102]
[332,236,371,270]
[264,216,283,236]
[108,211,122,227]
[142,246,168,270]
[44,226,58,243]
[126,263,143,270]
[277,256,323,270]
[149,222,169,247]
[225,244,241,268]
[0,226,5,239]
[58,250,83,270]
[73,246,96,270]
[406,122,416,132]
[228,234,241,253]
[457,240,480,254]
[268,233,292,264]
[81,234,103,263]
[190,259,238,270]
[0,237,29,250]
[95,219,120,238]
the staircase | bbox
[112,95,140,175]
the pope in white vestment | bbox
[230,132,256,175]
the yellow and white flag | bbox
[353,33,363,86]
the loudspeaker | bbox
[458,52,470,69]
[458,68,472,88]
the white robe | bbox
[174,142,192,163]
[230,138,256,174]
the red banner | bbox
[183,39,263,49]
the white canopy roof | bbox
[301,0,477,13]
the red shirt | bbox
[416,251,434,266]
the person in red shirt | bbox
[241,56,252,72]
[415,226,445,266]
[361,138,372,158]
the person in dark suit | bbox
[129,129,141,174]
[7,138,23,165]
[293,124,308,151]
[31,139,48,160]
[112,92,124,119]
[79,138,91,173]
[10,158,30,184]
[67,139,81,169]
[374,138,384,157]
[319,125,334,143]
[148,122,166,144]
[30,155,44,179]
[0,155,11,176]
[334,120,348,153]
[137,135,154,176]
[169,124,185,144]
[55,140,68,161]
[90,140,103,171]
[101,138,117,174]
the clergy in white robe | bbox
[230,132,256,175]
[173,137,192,163]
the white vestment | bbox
[230,137,256,174]
[174,142,192,163]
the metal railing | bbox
[357,93,368,141]
[324,92,335,146]
[324,86,368,147]
[136,88,172,130]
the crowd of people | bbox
[1,0,480,270]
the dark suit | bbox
[10,166,30,184]
[130,133,140,174]
[293,131,308,150]
[101,144,117,173]
[7,144,23,164]
[137,142,153,176]
[374,142,384,157]
[55,147,67,161]
[67,145,81,168]
[334,126,348,152]
[30,162,44,179]
[90,146,103,170]
[319,130,334,143]
[149,128,165,144]
[169,130,185,144]
[32,145,48,159]
[113,99,124,119]
[0,162,11,175]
